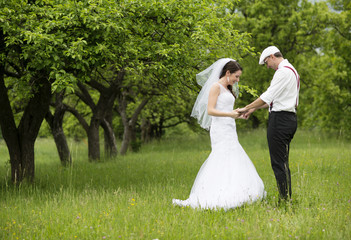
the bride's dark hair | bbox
[219,61,242,97]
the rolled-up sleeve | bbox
[260,70,288,104]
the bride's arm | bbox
[207,84,239,119]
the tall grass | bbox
[0,129,350,239]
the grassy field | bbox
[0,129,350,239]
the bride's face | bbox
[228,70,242,85]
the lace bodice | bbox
[211,83,235,127]
[215,83,235,110]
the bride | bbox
[172,58,266,210]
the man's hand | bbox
[242,108,255,119]
[236,107,248,114]
[235,107,255,120]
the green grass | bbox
[0,129,350,239]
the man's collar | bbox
[276,59,288,70]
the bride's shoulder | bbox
[209,82,221,92]
[210,82,221,89]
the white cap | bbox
[259,46,280,65]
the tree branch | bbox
[86,79,107,93]
[129,97,151,126]
[63,103,89,133]
[4,70,20,78]
[76,82,96,109]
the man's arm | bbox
[237,98,268,119]
[238,97,268,113]
[244,98,267,111]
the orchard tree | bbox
[111,0,254,151]
[62,0,255,156]
[0,1,73,182]
[301,0,351,135]
[0,0,98,182]
[0,0,255,181]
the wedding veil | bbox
[191,58,237,130]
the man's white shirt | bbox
[260,59,299,113]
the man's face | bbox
[264,55,272,69]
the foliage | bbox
[1,0,255,161]
[0,0,81,92]
[106,0,255,138]
[300,0,351,136]
[44,0,255,142]
[1,0,351,168]
[230,0,334,128]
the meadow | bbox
[0,129,350,239]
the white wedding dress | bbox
[173,83,266,210]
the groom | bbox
[238,46,300,201]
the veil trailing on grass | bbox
[191,58,236,130]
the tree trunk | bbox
[45,92,71,166]
[0,44,21,182]
[155,115,164,139]
[120,123,133,155]
[141,118,151,143]
[46,112,72,166]
[52,127,71,166]
[101,117,118,158]
[17,75,51,182]
[0,70,51,182]
[64,103,102,161]
[18,139,35,182]
[88,118,100,161]
[76,79,122,161]
[118,96,150,155]
[6,138,35,183]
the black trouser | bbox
[267,111,297,200]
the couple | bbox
[173,46,300,210]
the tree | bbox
[111,0,254,150]
[301,0,351,135]
[61,0,254,156]
[0,1,90,182]
[0,2,55,182]
[0,0,254,181]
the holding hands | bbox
[232,107,256,119]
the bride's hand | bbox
[230,110,241,119]
[234,108,254,120]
